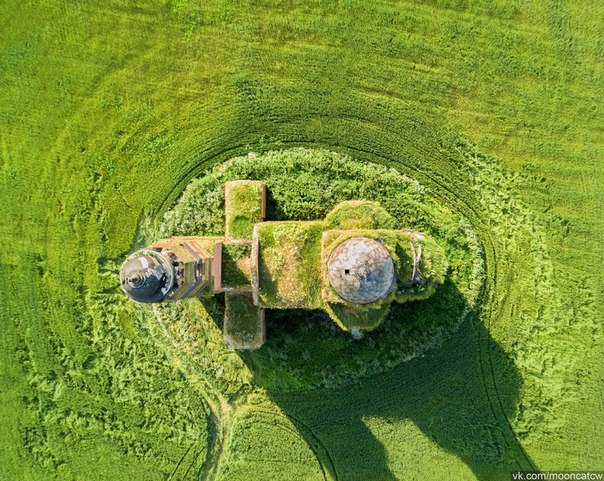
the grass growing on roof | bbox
[225,181,265,239]
[325,302,392,331]
[324,200,396,230]
[255,221,324,309]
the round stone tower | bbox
[327,237,396,304]
[120,250,175,303]
[120,237,220,304]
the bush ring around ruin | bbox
[147,148,484,392]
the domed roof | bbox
[120,250,174,303]
[327,237,396,304]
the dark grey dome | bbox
[327,237,396,304]
[120,250,174,303]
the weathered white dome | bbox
[327,237,396,304]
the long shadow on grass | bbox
[239,284,537,481]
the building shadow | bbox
[236,282,537,481]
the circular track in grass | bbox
[146,148,484,392]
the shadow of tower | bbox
[240,284,537,481]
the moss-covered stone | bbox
[325,302,392,331]
[225,180,265,239]
[255,221,325,309]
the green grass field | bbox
[1,1,602,480]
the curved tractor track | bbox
[2,2,597,480]
[149,331,338,481]
[388,145,538,472]
[151,303,236,481]
[250,408,340,481]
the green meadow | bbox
[0,1,601,480]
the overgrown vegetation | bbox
[221,242,252,289]
[159,149,481,388]
[1,1,601,480]
[224,292,263,350]
[324,201,396,231]
[225,181,264,240]
[256,221,325,309]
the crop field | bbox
[0,1,602,481]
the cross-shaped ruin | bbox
[120,181,445,349]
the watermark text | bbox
[512,473,604,481]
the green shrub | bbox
[224,292,263,350]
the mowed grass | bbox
[0,1,602,481]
